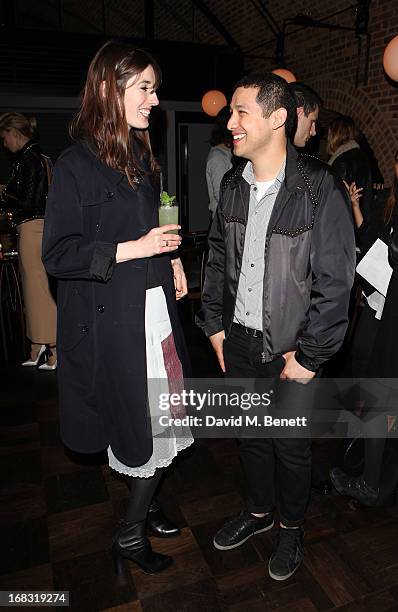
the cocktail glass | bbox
[159,204,179,234]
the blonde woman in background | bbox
[327,115,373,222]
[0,112,57,369]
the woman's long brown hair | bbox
[70,40,161,187]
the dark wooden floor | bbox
[2,308,398,611]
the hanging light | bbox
[201,90,227,117]
[383,35,398,81]
[272,68,296,83]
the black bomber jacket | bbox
[196,142,356,371]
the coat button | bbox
[96,223,100,231]
[106,191,114,199]
[97,304,105,313]
[82,325,88,333]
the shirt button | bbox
[253,186,257,191]
[251,263,254,267]
[246,311,250,316]
[248,288,252,292]
[97,304,105,313]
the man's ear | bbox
[271,107,287,130]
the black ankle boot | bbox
[147,499,181,538]
[112,520,173,575]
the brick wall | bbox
[203,0,398,184]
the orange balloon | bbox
[383,35,398,81]
[272,68,296,83]
[201,90,227,117]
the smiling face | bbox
[123,65,159,129]
[227,86,277,162]
[294,106,319,147]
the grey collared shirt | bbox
[234,159,286,331]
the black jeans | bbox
[224,324,312,527]
[350,302,380,378]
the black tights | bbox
[125,467,164,523]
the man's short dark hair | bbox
[289,82,323,116]
[234,72,297,137]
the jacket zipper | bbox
[260,186,294,363]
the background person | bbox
[0,112,57,369]
[289,82,322,148]
[42,41,193,575]
[331,149,398,505]
[206,105,233,219]
[327,115,373,223]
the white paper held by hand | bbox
[356,238,392,297]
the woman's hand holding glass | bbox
[116,224,181,262]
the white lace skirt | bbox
[108,286,194,478]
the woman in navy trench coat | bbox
[43,41,193,575]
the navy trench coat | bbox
[42,141,189,467]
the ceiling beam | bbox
[191,0,241,53]
[249,0,281,38]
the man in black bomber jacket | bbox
[196,73,355,581]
